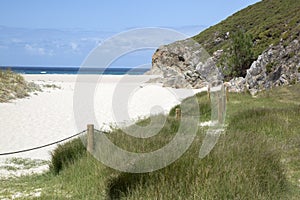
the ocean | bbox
[0,66,150,75]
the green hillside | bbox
[193,0,300,58]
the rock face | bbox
[147,37,299,95]
[229,39,300,95]
[146,39,223,88]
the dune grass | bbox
[0,69,41,102]
[0,84,300,199]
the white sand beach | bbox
[0,74,204,166]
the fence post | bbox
[87,124,94,154]
[226,86,229,102]
[207,85,211,100]
[218,94,224,124]
[175,108,181,120]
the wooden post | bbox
[207,85,211,100]
[175,108,181,120]
[87,124,94,153]
[226,87,229,101]
[244,85,248,94]
[218,94,223,124]
[224,84,229,101]
[223,83,230,102]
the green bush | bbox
[227,29,255,78]
[265,62,276,74]
[50,138,86,175]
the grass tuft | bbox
[0,69,41,102]
[49,138,86,175]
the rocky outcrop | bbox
[147,36,299,95]
[146,39,223,88]
[228,39,300,95]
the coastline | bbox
[23,74,160,83]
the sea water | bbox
[0,66,149,75]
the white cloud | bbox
[80,37,101,45]
[70,42,78,50]
[25,44,45,55]
[11,38,22,43]
[24,44,53,56]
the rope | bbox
[0,130,86,156]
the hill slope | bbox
[193,0,300,58]
[148,0,300,94]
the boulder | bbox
[147,39,222,88]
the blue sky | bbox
[0,0,261,67]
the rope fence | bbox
[0,92,224,157]
[0,129,88,156]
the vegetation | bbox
[223,29,255,78]
[1,84,300,199]
[49,138,86,175]
[0,158,48,172]
[0,69,41,102]
[43,84,61,89]
[193,0,300,59]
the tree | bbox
[227,29,255,78]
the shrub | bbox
[49,138,86,175]
[265,62,275,74]
[227,29,255,78]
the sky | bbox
[0,0,261,67]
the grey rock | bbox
[230,38,300,95]
[228,77,246,93]
[146,35,299,93]
[147,39,222,88]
